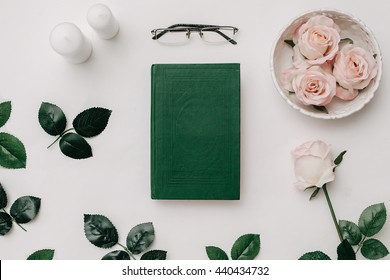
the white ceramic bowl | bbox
[270,9,382,119]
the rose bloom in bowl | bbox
[271,9,382,119]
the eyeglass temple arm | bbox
[213,30,237,45]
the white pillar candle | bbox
[50,22,92,64]
[87,3,119,39]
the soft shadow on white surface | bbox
[0,0,389,260]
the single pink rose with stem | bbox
[292,140,346,242]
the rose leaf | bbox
[0,101,12,129]
[361,239,389,260]
[84,214,118,249]
[231,234,260,260]
[59,133,92,159]
[38,102,67,136]
[358,203,387,237]
[0,132,27,169]
[339,220,362,246]
[299,251,331,260]
[126,222,155,254]
[73,107,112,138]
[27,249,55,260]
[206,246,229,260]
[140,250,167,260]
[102,250,130,260]
[10,196,41,224]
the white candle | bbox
[50,22,92,64]
[87,3,119,39]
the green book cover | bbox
[151,63,240,200]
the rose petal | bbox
[336,86,359,101]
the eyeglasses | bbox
[151,24,239,45]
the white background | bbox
[0,0,389,260]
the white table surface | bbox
[0,0,389,260]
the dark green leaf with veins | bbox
[0,212,12,236]
[0,101,12,129]
[0,132,27,169]
[84,214,118,248]
[126,222,155,254]
[27,249,55,260]
[38,102,67,136]
[59,133,92,159]
[206,246,229,260]
[339,220,362,246]
[361,239,389,260]
[73,107,112,138]
[0,183,8,209]
[102,250,130,260]
[231,234,260,260]
[140,250,167,260]
[10,196,41,224]
[299,251,331,260]
[358,203,387,237]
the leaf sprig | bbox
[0,101,27,169]
[84,214,167,260]
[206,234,261,260]
[27,249,55,260]
[300,203,388,260]
[0,182,41,235]
[38,102,112,159]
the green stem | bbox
[117,243,136,260]
[14,220,27,232]
[47,128,74,148]
[2,209,27,232]
[355,236,367,254]
[323,184,343,242]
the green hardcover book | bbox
[151,63,240,200]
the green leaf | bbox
[312,105,329,114]
[73,107,112,138]
[340,38,354,44]
[140,250,167,260]
[0,132,27,169]
[84,214,118,249]
[206,246,229,260]
[339,220,362,246]
[309,188,321,200]
[337,239,356,260]
[0,212,13,236]
[0,182,8,209]
[231,234,260,260]
[10,196,41,224]
[284,39,295,48]
[38,102,67,136]
[102,250,130,260]
[358,203,387,237]
[299,251,331,260]
[361,239,389,260]
[27,249,55,260]
[334,151,347,166]
[59,133,92,159]
[126,222,155,254]
[0,101,12,128]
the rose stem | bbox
[323,184,343,242]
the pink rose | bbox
[292,140,336,190]
[333,44,378,95]
[293,15,341,65]
[290,65,337,106]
